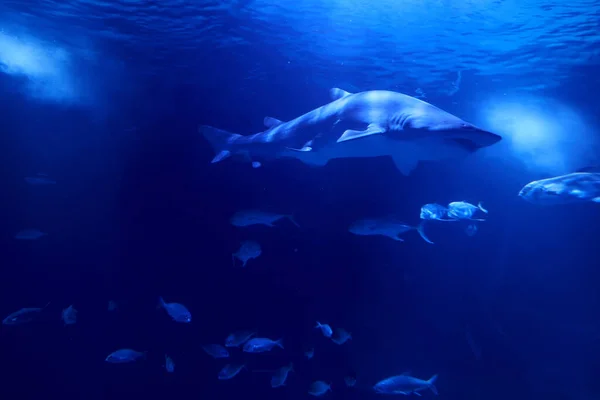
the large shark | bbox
[201,88,502,175]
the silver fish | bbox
[165,354,175,373]
[218,363,245,380]
[447,201,487,221]
[158,297,191,323]
[232,240,262,267]
[230,210,299,228]
[243,337,283,353]
[374,373,438,395]
[2,303,49,325]
[61,305,77,325]
[309,380,332,396]
[315,321,333,338]
[420,203,456,221]
[331,328,352,345]
[271,363,294,388]
[225,330,256,347]
[304,347,315,359]
[202,344,229,358]
[519,172,600,205]
[349,218,433,244]
[105,349,146,363]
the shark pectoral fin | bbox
[329,88,353,100]
[391,235,405,242]
[337,124,386,143]
[391,155,418,176]
[263,116,284,128]
[211,150,231,163]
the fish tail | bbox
[287,214,300,228]
[478,202,488,213]
[315,321,322,329]
[427,374,438,395]
[416,222,434,244]
[200,125,243,164]
[157,297,166,310]
[276,338,284,349]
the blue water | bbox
[1,1,600,399]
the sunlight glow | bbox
[480,95,598,175]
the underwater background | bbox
[1,0,600,399]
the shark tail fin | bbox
[427,374,438,395]
[478,202,488,213]
[200,125,243,164]
[287,214,300,228]
[416,222,434,244]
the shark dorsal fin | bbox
[264,116,284,128]
[329,88,353,100]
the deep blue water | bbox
[1,1,600,399]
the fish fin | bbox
[427,374,439,395]
[276,338,284,349]
[211,150,231,163]
[337,124,386,143]
[391,154,419,176]
[157,297,166,310]
[593,197,600,203]
[392,235,405,242]
[329,88,353,100]
[414,392,422,396]
[263,116,284,128]
[478,202,488,213]
[200,125,242,164]
[287,214,300,228]
[416,222,434,244]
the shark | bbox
[201,88,502,175]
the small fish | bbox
[232,240,262,267]
[14,229,47,240]
[61,305,77,325]
[2,303,50,325]
[225,330,256,347]
[25,176,56,185]
[373,373,438,396]
[419,203,456,221]
[519,172,600,205]
[105,349,146,363]
[251,161,261,168]
[158,297,191,323]
[315,321,333,338]
[230,210,300,228]
[243,337,284,353]
[309,381,332,396]
[108,300,118,311]
[304,347,315,359]
[349,218,433,244]
[465,223,478,237]
[164,354,175,372]
[218,363,246,380]
[202,344,229,358]
[447,201,487,221]
[331,328,352,345]
[344,376,357,387]
[271,363,294,388]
